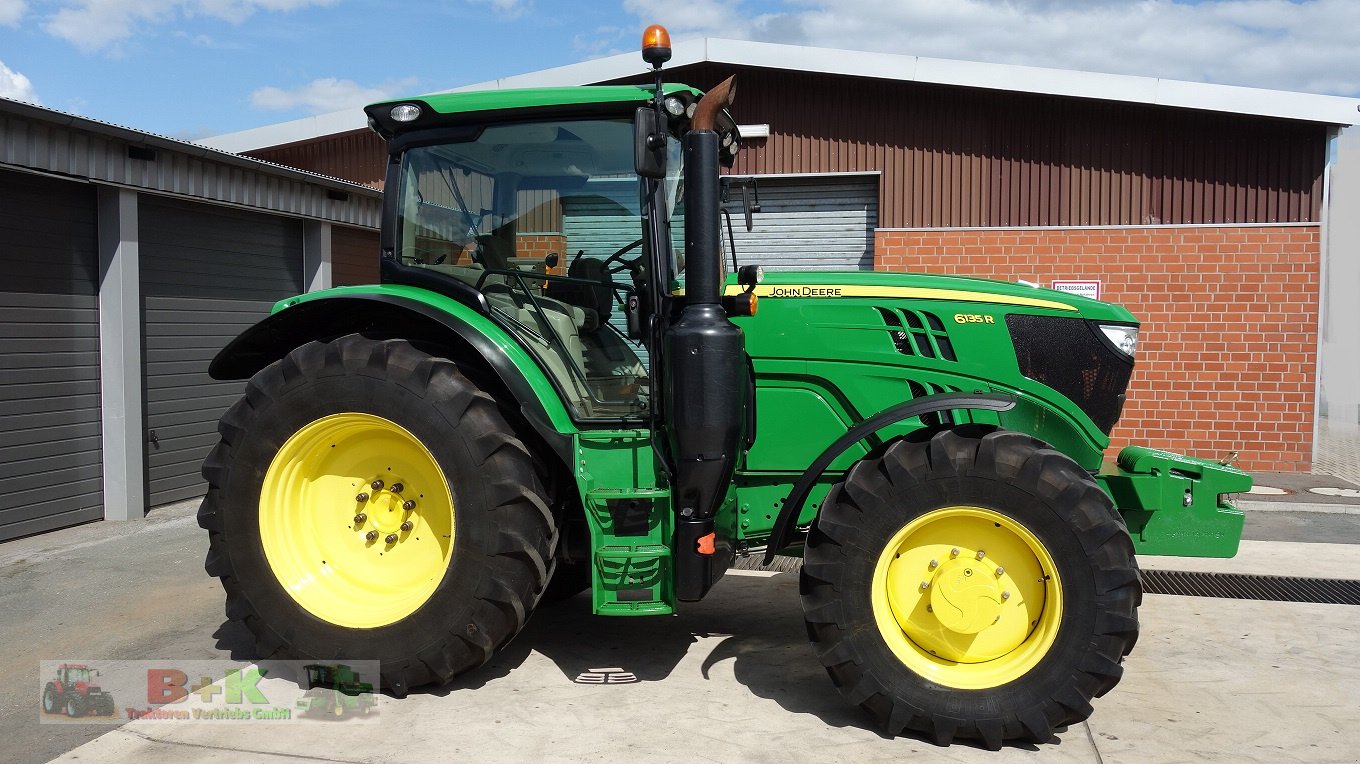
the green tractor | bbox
[295,664,377,718]
[200,25,1251,748]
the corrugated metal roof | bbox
[0,96,382,228]
[201,36,1360,154]
[0,96,380,196]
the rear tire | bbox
[801,426,1139,748]
[199,334,557,696]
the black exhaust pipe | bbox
[663,77,745,601]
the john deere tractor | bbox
[200,25,1251,747]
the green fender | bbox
[208,284,579,463]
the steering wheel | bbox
[602,238,645,275]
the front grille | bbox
[1006,315,1133,434]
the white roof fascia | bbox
[201,36,1358,153]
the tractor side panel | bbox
[731,286,1110,546]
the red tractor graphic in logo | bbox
[42,664,116,717]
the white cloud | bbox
[0,0,25,25]
[0,59,38,102]
[622,0,1360,96]
[44,0,335,53]
[250,77,418,114]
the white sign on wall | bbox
[1050,280,1101,301]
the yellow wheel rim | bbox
[260,413,455,629]
[871,506,1062,690]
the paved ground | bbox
[5,496,1359,764]
[1316,416,1360,486]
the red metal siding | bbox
[607,64,1327,228]
[247,130,388,189]
[332,225,379,286]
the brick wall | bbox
[875,225,1320,472]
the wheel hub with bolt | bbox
[258,412,456,629]
[353,476,419,543]
[873,505,1062,688]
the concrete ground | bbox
[4,498,1359,764]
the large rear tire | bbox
[801,427,1139,748]
[199,334,556,696]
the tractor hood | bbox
[723,270,1136,324]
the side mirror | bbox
[634,107,667,179]
[625,293,644,339]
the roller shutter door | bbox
[0,171,103,540]
[727,175,876,271]
[140,198,303,506]
[560,181,658,368]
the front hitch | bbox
[1097,446,1253,558]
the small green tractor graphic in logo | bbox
[295,664,377,719]
[42,664,116,717]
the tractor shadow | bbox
[212,573,1054,751]
[447,569,1043,750]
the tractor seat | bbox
[546,256,614,325]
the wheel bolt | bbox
[950,547,960,557]
[353,513,367,524]
[391,483,404,493]
[920,581,930,590]
[402,499,417,511]
[928,559,938,569]
[926,604,933,612]
[995,566,1005,576]
[1002,590,1011,600]
[356,492,369,503]
[371,479,385,491]
[400,521,413,532]
[385,533,398,545]
[976,550,986,560]
[365,530,379,542]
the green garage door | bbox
[140,198,303,506]
[0,170,103,540]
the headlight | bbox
[390,104,421,123]
[663,96,686,117]
[1099,324,1139,357]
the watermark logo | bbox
[40,660,380,724]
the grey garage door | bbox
[140,198,303,506]
[726,175,877,271]
[0,171,103,540]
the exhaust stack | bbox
[663,76,746,601]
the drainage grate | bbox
[1140,570,1360,606]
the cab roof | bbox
[365,84,703,138]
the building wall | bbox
[876,224,1320,472]
[1321,128,1359,424]
[249,130,387,189]
[611,64,1328,228]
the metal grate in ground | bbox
[1140,570,1360,605]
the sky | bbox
[0,0,1358,140]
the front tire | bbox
[801,427,1139,748]
[199,334,556,696]
[42,685,59,714]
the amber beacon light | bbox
[642,24,672,67]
